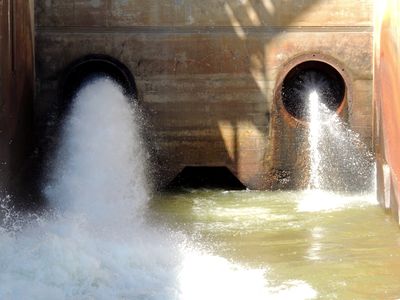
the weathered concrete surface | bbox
[374,0,400,221]
[35,0,374,189]
[0,0,35,192]
[35,0,372,27]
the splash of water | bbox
[0,78,183,299]
[0,77,318,299]
[305,85,373,192]
[45,77,149,228]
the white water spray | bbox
[0,77,317,299]
[0,78,183,299]
[308,90,321,190]
[305,86,373,191]
[45,77,148,228]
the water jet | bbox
[281,60,346,122]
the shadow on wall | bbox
[208,0,326,189]
[149,0,326,190]
[219,0,296,187]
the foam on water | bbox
[0,78,318,299]
[179,251,317,300]
[296,189,376,213]
[0,212,182,299]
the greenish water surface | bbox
[150,189,400,299]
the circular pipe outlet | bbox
[280,60,346,121]
[59,54,136,115]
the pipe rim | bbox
[274,53,352,126]
[58,54,136,116]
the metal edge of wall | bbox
[373,0,400,224]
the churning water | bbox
[152,189,400,299]
[0,77,397,299]
[0,78,319,299]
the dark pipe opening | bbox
[281,61,345,121]
[59,54,136,116]
[166,166,246,190]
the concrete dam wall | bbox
[34,0,374,189]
